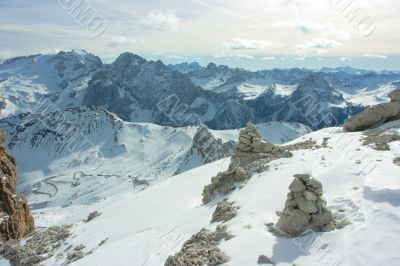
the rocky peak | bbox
[0,128,35,243]
[192,125,235,163]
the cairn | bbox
[202,123,292,204]
[276,174,334,236]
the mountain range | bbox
[1,50,400,130]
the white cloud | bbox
[106,36,138,48]
[261,56,276,60]
[139,10,179,31]
[214,53,254,60]
[363,53,388,59]
[166,55,186,60]
[295,38,343,54]
[294,56,306,61]
[341,57,352,61]
[291,20,350,40]
[317,57,324,61]
[224,38,281,50]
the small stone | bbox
[276,209,311,236]
[257,255,274,264]
[289,178,306,192]
[311,210,333,228]
[240,136,251,145]
[304,191,318,201]
[294,174,311,182]
[295,194,318,214]
[307,179,323,195]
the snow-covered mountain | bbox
[6,118,399,266]
[0,50,102,119]
[0,107,310,208]
[2,50,400,130]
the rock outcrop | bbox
[202,123,293,204]
[165,225,232,266]
[344,90,400,132]
[0,129,35,244]
[276,174,334,236]
[211,200,239,223]
[0,225,72,265]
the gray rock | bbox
[289,178,306,192]
[389,90,400,102]
[311,210,333,228]
[295,194,318,214]
[211,200,239,223]
[294,174,311,182]
[276,209,311,236]
[394,157,400,166]
[257,255,274,264]
[304,191,318,201]
[344,90,400,132]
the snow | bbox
[341,83,397,106]
[211,122,312,144]
[21,120,400,266]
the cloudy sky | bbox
[1,0,399,70]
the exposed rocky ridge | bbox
[276,174,334,236]
[191,126,235,164]
[176,125,235,174]
[0,129,35,244]
[344,90,400,132]
[165,225,232,266]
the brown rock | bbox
[0,129,35,243]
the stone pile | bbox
[202,123,293,204]
[165,225,232,266]
[237,123,275,153]
[0,128,35,244]
[344,90,400,132]
[276,174,334,236]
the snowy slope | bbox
[17,119,400,266]
[0,50,102,118]
[0,108,309,209]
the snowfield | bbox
[19,120,400,266]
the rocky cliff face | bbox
[0,129,34,243]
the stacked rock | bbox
[276,174,334,236]
[237,122,275,153]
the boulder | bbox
[344,90,400,132]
